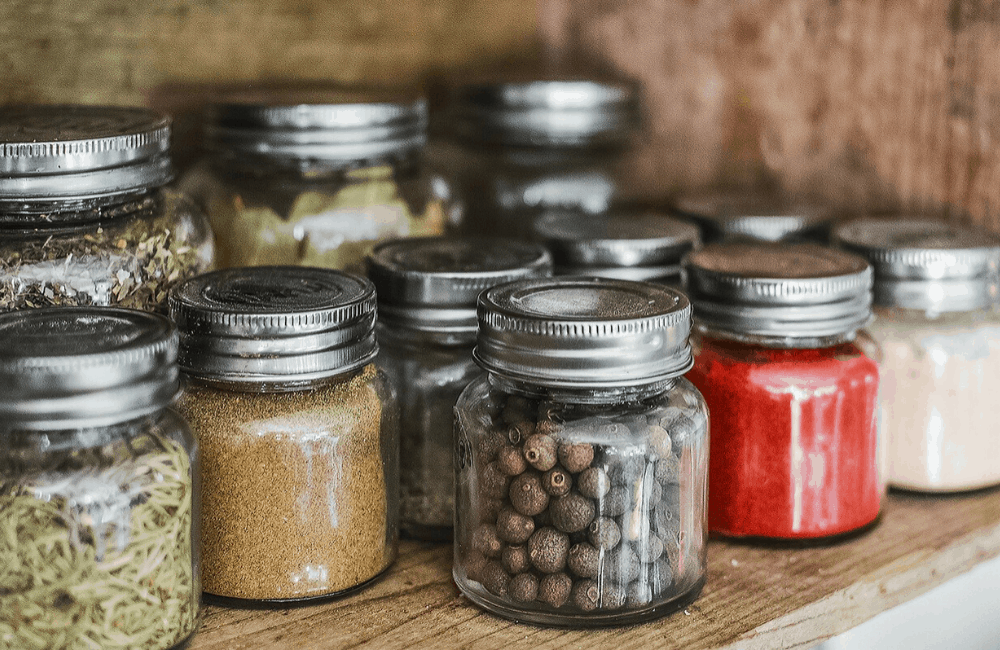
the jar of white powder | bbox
[834,217,1000,491]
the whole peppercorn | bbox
[661,532,681,569]
[480,461,511,500]
[541,467,572,496]
[653,499,680,538]
[600,583,627,610]
[648,557,674,594]
[634,532,664,563]
[501,545,531,575]
[557,441,594,473]
[476,430,506,462]
[626,580,653,608]
[509,572,540,603]
[464,550,488,583]
[496,507,535,544]
[549,493,596,533]
[566,542,600,578]
[645,424,673,459]
[528,527,570,574]
[537,573,572,608]
[654,454,680,485]
[601,545,641,584]
[479,497,504,525]
[535,418,563,436]
[577,467,611,499]
[506,421,534,445]
[502,395,535,425]
[604,451,644,485]
[480,560,510,598]
[571,579,599,612]
[509,471,549,516]
[472,523,503,558]
[497,444,528,476]
[523,433,558,471]
[597,485,630,517]
[587,516,621,550]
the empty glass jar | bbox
[0,105,215,313]
[453,277,708,626]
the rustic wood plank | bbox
[186,488,1000,649]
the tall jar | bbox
[0,307,200,650]
[531,207,699,287]
[672,190,836,244]
[684,242,882,540]
[367,236,552,540]
[454,278,708,626]
[437,79,640,240]
[0,105,214,313]
[180,88,449,273]
[835,218,1000,492]
[171,266,399,602]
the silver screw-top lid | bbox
[449,78,640,148]
[0,307,178,430]
[205,86,427,162]
[169,266,377,384]
[673,191,835,243]
[0,105,172,209]
[367,237,553,335]
[474,277,692,389]
[833,217,1000,312]
[685,242,873,340]
[532,208,700,281]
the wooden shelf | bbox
[187,488,1000,649]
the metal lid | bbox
[685,242,873,339]
[449,79,640,148]
[673,191,835,243]
[833,217,1000,311]
[169,266,377,384]
[205,86,427,161]
[367,237,553,334]
[474,277,692,388]
[532,209,700,276]
[0,307,178,430]
[0,105,173,207]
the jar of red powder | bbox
[684,242,882,540]
[453,278,708,626]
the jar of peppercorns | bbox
[453,277,708,626]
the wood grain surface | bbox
[187,488,1000,649]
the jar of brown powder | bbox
[171,266,398,603]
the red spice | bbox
[687,336,881,539]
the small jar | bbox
[835,217,1000,492]
[180,88,449,273]
[0,307,200,650]
[672,190,835,244]
[531,207,699,286]
[454,278,708,626]
[0,105,215,313]
[367,236,552,540]
[437,79,640,240]
[171,266,398,602]
[684,242,882,539]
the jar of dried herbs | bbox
[179,86,451,274]
[367,236,552,540]
[0,105,215,314]
[454,278,708,626]
[171,265,399,602]
[0,307,200,650]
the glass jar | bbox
[454,278,708,626]
[436,78,640,240]
[531,206,699,287]
[180,87,450,273]
[684,242,882,540]
[367,236,552,540]
[835,217,1000,492]
[672,190,836,244]
[0,105,215,314]
[0,307,200,650]
[170,266,398,603]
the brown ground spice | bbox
[177,364,394,601]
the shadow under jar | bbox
[834,217,1000,492]
[170,266,398,603]
[684,242,882,540]
[179,87,449,273]
[0,105,214,313]
[454,277,708,626]
[0,307,200,650]
[367,236,552,540]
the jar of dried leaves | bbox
[0,105,215,314]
